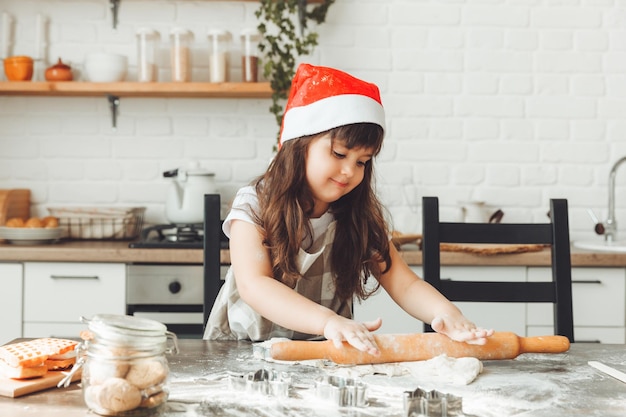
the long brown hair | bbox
[252,123,391,301]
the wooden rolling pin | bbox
[270,331,570,365]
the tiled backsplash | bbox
[1,0,625,241]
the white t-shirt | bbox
[223,185,334,248]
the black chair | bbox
[203,194,224,331]
[421,196,574,342]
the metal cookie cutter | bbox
[228,369,292,398]
[315,375,367,407]
[403,387,463,417]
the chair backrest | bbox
[203,194,223,330]
[421,196,574,342]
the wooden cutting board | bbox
[0,369,81,398]
[440,243,548,255]
[0,189,31,226]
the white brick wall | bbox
[1,0,625,243]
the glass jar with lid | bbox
[240,29,261,83]
[207,29,231,83]
[76,314,178,416]
[170,28,192,82]
[136,28,158,82]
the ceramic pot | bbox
[45,58,73,81]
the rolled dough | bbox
[401,354,483,385]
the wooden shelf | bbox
[0,81,273,98]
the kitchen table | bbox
[0,340,625,416]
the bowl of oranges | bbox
[0,216,62,244]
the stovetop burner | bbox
[129,223,228,249]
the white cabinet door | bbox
[441,266,527,336]
[527,267,626,343]
[23,262,125,338]
[0,263,23,345]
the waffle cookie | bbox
[0,360,47,379]
[0,338,78,380]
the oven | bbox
[126,194,227,338]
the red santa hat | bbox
[279,63,386,144]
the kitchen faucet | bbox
[593,156,626,242]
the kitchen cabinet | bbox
[527,267,626,343]
[23,262,126,339]
[0,263,23,345]
[355,265,626,343]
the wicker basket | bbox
[47,206,145,240]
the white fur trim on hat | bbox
[280,94,386,143]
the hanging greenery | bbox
[255,0,335,143]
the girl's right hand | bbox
[323,315,383,355]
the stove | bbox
[129,222,228,249]
[126,194,227,338]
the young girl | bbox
[204,63,493,353]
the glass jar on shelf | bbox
[207,29,231,83]
[240,29,261,83]
[170,28,192,82]
[136,28,158,82]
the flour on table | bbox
[253,339,482,385]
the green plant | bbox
[255,0,335,144]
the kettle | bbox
[459,201,504,223]
[164,165,217,224]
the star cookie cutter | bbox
[228,369,292,398]
[315,375,367,407]
[403,387,463,416]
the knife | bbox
[588,361,626,384]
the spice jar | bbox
[78,314,178,416]
[170,28,192,82]
[136,28,158,82]
[208,29,231,83]
[240,29,260,83]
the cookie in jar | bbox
[78,314,178,416]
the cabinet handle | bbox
[574,340,602,344]
[50,275,100,280]
[572,280,602,284]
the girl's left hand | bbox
[430,315,494,345]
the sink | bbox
[573,240,626,253]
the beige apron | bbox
[203,221,352,341]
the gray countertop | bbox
[1,340,625,416]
